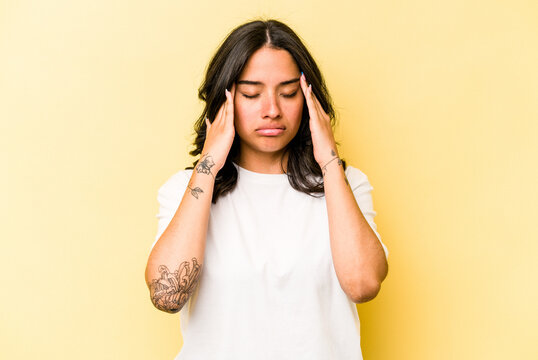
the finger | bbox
[309,85,322,111]
[299,72,309,98]
[215,92,228,124]
[300,73,316,118]
[213,103,224,124]
[314,91,331,123]
[230,82,236,103]
[227,84,236,124]
[310,87,324,119]
[308,84,321,122]
[307,82,328,121]
[224,88,231,120]
[205,116,211,130]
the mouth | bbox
[256,128,285,136]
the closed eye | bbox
[241,91,298,99]
[282,91,298,98]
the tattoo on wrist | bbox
[187,184,204,199]
[196,153,216,178]
[149,258,202,313]
[321,149,343,176]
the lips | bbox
[256,125,285,130]
[256,125,285,136]
[256,128,284,136]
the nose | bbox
[261,92,281,119]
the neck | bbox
[235,149,290,174]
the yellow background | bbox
[1,0,537,359]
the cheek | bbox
[284,99,304,124]
[233,100,257,127]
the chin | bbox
[245,142,288,156]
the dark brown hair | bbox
[186,18,346,203]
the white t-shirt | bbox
[150,161,388,360]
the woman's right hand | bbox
[200,83,236,174]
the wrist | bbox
[195,152,218,179]
[319,154,343,177]
[316,146,340,166]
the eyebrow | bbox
[236,78,300,86]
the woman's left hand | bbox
[299,72,340,168]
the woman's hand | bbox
[201,83,236,174]
[299,73,339,168]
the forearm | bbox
[144,156,215,313]
[322,154,388,303]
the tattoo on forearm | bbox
[321,149,343,176]
[149,258,202,313]
[187,184,204,199]
[196,153,216,178]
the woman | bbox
[145,18,389,359]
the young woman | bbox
[145,19,389,359]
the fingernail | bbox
[308,84,312,91]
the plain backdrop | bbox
[1,0,537,359]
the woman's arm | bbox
[144,154,216,313]
[299,73,387,304]
[145,85,236,313]
[322,154,388,304]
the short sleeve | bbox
[149,169,193,252]
[345,165,389,260]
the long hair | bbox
[186,18,346,203]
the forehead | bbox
[238,47,299,83]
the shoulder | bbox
[344,164,371,190]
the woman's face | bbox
[233,46,303,163]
